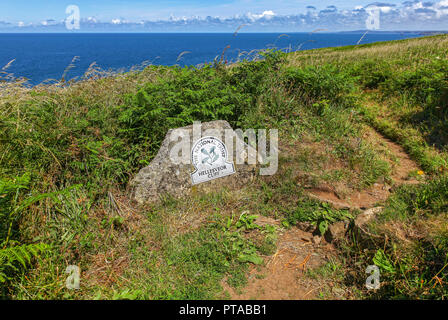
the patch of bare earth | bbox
[222,217,338,300]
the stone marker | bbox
[129,120,260,205]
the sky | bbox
[0,0,405,22]
[1,0,448,31]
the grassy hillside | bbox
[0,34,447,299]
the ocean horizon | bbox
[0,32,425,85]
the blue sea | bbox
[0,32,424,85]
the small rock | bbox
[355,207,383,228]
[325,221,349,243]
[312,235,322,245]
[332,287,346,297]
[295,221,315,232]
[353,207,385,248]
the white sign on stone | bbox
[190,136,236,185]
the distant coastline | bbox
[337,30,448,35]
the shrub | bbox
[283,65,356,108]
[0,175,52,292]
[349,59,393,89]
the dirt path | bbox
[307,127,422,210]
[223,219,332,300]
[223,128,423,300]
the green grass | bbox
[1,35,448,299]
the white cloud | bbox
[111,18,125,24]
[380,6,393,13]
[247,10,276,21]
